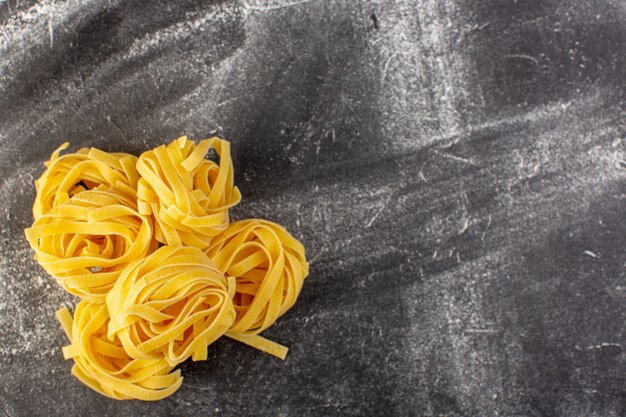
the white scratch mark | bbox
[432,249,438,260]
[481,214,492,242]
[365,196,391,228]
[217,96,241,108]
[381,55,392,83]
[149,74,160,91]
[433,149,477,165]
[46,116,59,128]
[464,328,499,334]
[184,383,213,391]
[309,247,324,265]
[506,54,539,65]
[473,22,491,32]
[585,343,621,350]
[583,250,599,259]
[245,0,314,12]
[418,167,428,183]
[458,216,470,236]
[48,17,54,48]
[331,128,336,143]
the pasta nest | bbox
[136,136,241,250]
[25,187,157,302]
[205,219,309,335]
[32,142,139,220]
[56,301,183,401]
[26,137,311,401]
[106,246,236,366]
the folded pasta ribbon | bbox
[27,138,311,401]
[136,136,241,250]
[56,301,182,401]
[206,220,309,338]
[32,142,139,220]
[106,246,236,366]
[25,187,157,302]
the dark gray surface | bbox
[1,0,625,416]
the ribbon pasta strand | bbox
[136,136,241,250]
[25,187,157,302]
[205,219,309,335]
[32,142,139,220]
[25,138,310,401]
[106,246,236,366]
[56,301,182,401]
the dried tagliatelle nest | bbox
[25,136,309,401]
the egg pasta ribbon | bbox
[206,219,309,336]
[136,136,241,250]
[26,137,310,401]
[25,187,157,302]
[32,142,139,220]
[56,301,183,401]
[106,246,236,366]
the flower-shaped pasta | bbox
[25,187,156,302]
[56,301,182,401]
[136,136,241,249]
[33,142,139,220]
[205,219,309,335]
[106,246,236,366]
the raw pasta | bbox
[206,219,309,335]
[32,142,139,220]
[25,137,309,401]
[56,301,183,401]
[25,187,157,302]
[106,246,236,365]
[136,136,241,249]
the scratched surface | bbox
[1,0,625,416]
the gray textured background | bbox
[1,0,625,416]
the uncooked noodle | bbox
[25,187,157,302]
[106,246,236,365]
[136,136,241,249]
[56,300,183,401]
[205,219,309,335]
[32,142,139,220]
[25,137,309,401]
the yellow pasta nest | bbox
[106,246,236,365]
[206,219,309,335]
[25,187,157,302]
[32,142,139,220]
[56,301,183,401]
[25,136,309,401]
[136,136,241,249]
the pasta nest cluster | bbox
[25,136,309,401]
